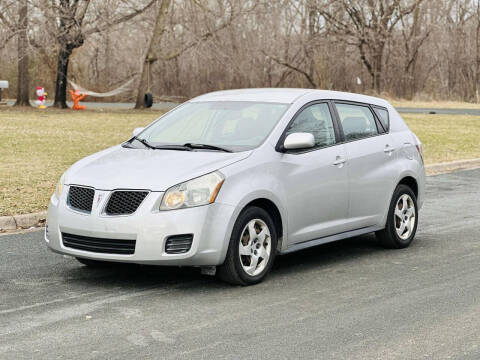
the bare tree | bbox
[3,0,480,103]
[319,0,423,93]
[134,0,251,108]
[0,0,30,106]
[134,0,172,109]
[474,0,480,101]
[39,0,156,108]
[263,1,321,88]
[15,0,30,106]
[399,0,431,98]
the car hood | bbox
[65,145,252,191]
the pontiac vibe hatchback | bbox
[46,89,425,285]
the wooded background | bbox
[1,0,479,108]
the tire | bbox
[217,206,278,285]
[76,257,114,268]
[144,92,153,108]
[376,184,418,249]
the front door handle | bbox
[333,156,346,166]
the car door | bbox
[333,102,397,229]
[279,102,350,246]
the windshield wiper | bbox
[130,137,155,149]
[150,144,192,151]
[132,138,192,151]
[183,143,232,153]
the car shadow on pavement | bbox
[273,233,385,273]
[60,233,392,290]
[61,262,209,289]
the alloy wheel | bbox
[238,219,271,276]
[394,194,416,240]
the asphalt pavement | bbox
[395,107,480,115]
[1,169,480,359]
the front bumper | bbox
[45,187,235,266]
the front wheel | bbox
[217,206,277,285]
[376,184,418,249]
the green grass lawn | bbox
[1,108,479,216]
[403,113,480,164]
[390,99,480,109]
[0,108,160,216]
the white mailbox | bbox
[0,80,8,103]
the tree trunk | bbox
[14,0,30,107]
[135,0,172,109]
[374,58,382,94]
[475,2,480,102]
[372,42,385,94]
[359,41,375,89]
[306,1,317,88]
[103,0,112,88]
[53,47,72,108]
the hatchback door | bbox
[333,102,397,229]
[279,102,350,246]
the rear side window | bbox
[285,103,336,149]
[373,106,389,131]
[335,103,378,141]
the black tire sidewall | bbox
[387,185,418,248]
[144,93,153,108]
[230,207,277,285]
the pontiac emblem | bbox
[96,194,103,208]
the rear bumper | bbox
[45,187,235,266]
[417,165,426,210]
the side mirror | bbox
[283,132,315,150]
[132,127,145,138]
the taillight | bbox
[415,144,424,164]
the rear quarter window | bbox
[373,107,389,131]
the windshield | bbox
[135,101,289,152]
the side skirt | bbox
[280,225,384,255]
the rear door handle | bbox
[333,156,346,166]
[384,145,396,154]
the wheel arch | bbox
[243,198,283,241]
[224,192,287,255]
[379,173,420,229]
[397,176,419,198]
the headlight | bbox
[160,171,224,210]
[55,173,65,199]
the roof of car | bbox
[190,88,390,107]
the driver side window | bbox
[285,103,336,149]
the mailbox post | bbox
[0,80,8,105]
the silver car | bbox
[46,89,425,285]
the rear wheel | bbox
[218,206,277,285]
[76,257,114,268]
[376,184,418,249]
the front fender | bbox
[216,161,289,257]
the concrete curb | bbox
[0,158,479,233]
[0,211,46,232]
[425,158,480,175]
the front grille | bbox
[68,186,95,213]
[105,191,148,215]
[165,234,193,254]
[62,232,136,255]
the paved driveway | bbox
[1,169,479,359]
